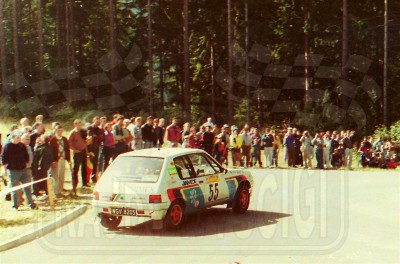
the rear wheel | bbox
[100,214,122,230]
[164,201,185,231]
[232,185,250,214]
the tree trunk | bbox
[342,0,349,110]
[11,0,21,78]
[0,0,6,95]
[210,40,216,119]
[37,0,45,93]
[304,0,310,101]
[227,0,233,124]
[68,0,76,88]
[383,0,388,126]
[147,0,154,115]
[183,0,190,121]
[159,46,164,110]
[245,0,250,123]
[65,0,71,89]
[55,0,64,67]
[109,0,117,101]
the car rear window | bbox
[102,156,164,183]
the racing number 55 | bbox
[208,183,219,201]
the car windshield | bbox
[102,156,164,183]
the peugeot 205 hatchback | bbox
[92,148,254,230]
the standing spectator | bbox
[30,122,44,149]
[103,123,115,171]
[213,135,226,164]
[1,130,37,210]
[251,128,262,167]
[331,148,343,168]
[122,119,133,151]
[49,124,70,198]
[68,119,88,194]
[87,117,104,183]
[283,128,296,167]
[202,117,215,129]
[181,122,191,143]
[154,118,165,148]
[20,117,30,128]
[32,135,53,198]
[323,133,332,169]
[97,116,108,176]
[219,124,231,166]
[312,133,324,169]
[182,135,192,148]
[112,115,127,158]
[202,125,215,155]
[342,131,354,169]
[141,116,156,148]
[129,117,143,150]
[294,129,303,167]
[230,127,243,167]
[189,126,198,148]
[240,128,252,167]
[300,131,313,169]
[166,117,181,147]
[262,128,274,168]
[272,130,281,168]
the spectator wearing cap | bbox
[49,124,70,198]
[141,116,156,149]
[166,117,181,148]
[122,118,133,151]
[87,117,104,183]
[230,127,243,167]
[1,130,38,210]
[68,119,88,192]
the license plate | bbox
[110,207,137,216]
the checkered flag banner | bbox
[215,42,381,129]
[2,43,149,117]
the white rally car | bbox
[93,148,254,230]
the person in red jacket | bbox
[166,117,181,147]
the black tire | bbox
[164,201,185,231]
[232,185,250,214]
[100,214,122,230]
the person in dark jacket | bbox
[32,135,53,197]
[1,130,37,210]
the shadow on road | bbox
[115,208,291,237]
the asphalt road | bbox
[1,169,399,264]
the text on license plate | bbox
[110,207,137,216]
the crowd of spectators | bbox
[0,114,398,211]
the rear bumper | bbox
[92,200,169,220]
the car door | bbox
[172,155,206,211]
[187,153,228,206]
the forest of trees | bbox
[0,0,399,134]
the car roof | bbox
[119,148,207,159]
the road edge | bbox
[0,204,87,252]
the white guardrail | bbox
[0,176,55,210]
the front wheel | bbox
[232,186,250,214]
[100,214,122,230]
[164,201,185,231]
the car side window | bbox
[188,153,218,177]
[173,156,195,179]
